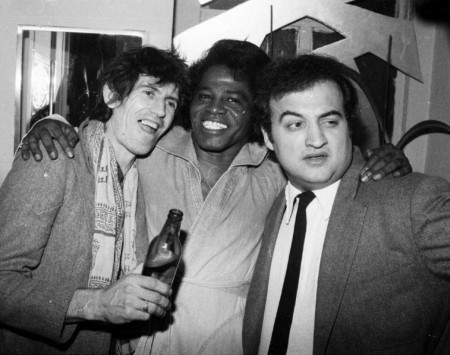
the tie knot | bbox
[297,190,315,211]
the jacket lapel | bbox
[314,149,368,354]
[243,191,286,355]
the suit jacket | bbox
[243,149,450,354]
[0,122,113,354]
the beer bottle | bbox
[142,209,183,286]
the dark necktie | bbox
[268,190,315,355]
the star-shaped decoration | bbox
[174,0,422,82]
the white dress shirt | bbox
[258,180,340,355]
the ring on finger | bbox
[142,301,149,313]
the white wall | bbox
[0,0,175,184]
[1,1,449,183]
[425,24,450,179]
[392,17,450,180]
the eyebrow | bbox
[139,82,180,103]
[279,109,343,122]
[196,85,251,102]
[139,82,160,91]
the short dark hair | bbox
[174,39,271,143]
[90,46,188,122]
[254,54,359,141]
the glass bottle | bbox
[142,209,183,286]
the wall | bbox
[173,0,200,37]
[0,0,175,184]
[1,1,449,183]
[392,16,450,181]
[392,16,435,174]
[424,24,450,179]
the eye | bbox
[322,119,339,127]
[167,100,177,110]
[197,92,211,101]
[144,89,155,97]
[227,97,241,104]
[287,121,304,130]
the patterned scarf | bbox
[85,120,138,289]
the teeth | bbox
[140,119,159,130]
[202,121,227,130]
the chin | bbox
[134,145,155,157]
[292,174,334,190]
[198,140,227,152]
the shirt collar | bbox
[284,179,341,224]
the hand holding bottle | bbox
[66,264,171,324]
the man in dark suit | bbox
[243,54,450,355]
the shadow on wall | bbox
[414,0,450,29]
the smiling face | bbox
[106,74,179,166]
[189,65,253,156]
[263,80,352,191]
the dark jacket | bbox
[243,149,450,354]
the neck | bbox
[105,123,135,176]
[193,139,246,199]
[192,139,246,173]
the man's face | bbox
[263,80,352,191]
[190,65,253,155]
[107,75,179,160]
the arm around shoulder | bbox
[20,114,79,161]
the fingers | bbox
[40,130,59,160]
[132,275,172,316]
[363,160,398,181]
[96,274,172,324]
[20,141,31,161]
[22,119,79,161]
[27,134,44,161]
[393,164,413,178]
[139,292,171,318]
[62,124,80,149]
[139,274,171,296]
[361,144,412,182]
[56,124,76,158]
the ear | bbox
[262,127,274,151]
[102,84,118,109]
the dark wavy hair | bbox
[174,39,271,143]
[254,54,360,143]
[89,46,188,123]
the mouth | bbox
[304,153,328,164]
[202,120,228,131]
[139,119,160,133]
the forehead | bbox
[133,74,179,99]
[199,65,251,93]
[270,81,344,115]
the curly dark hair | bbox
[174,39,271,143]
[254,54,360,144]
[89,46,188,123]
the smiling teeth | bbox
[203,121,227,130]
[140,119,158,130]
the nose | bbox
[305,123,327,148]
[207,97,226,114]
[151,97,166,118]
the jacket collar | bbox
[314,147,368,354]
[156,125,269,168]
[78,119,97,175]
[338,147,365,200]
